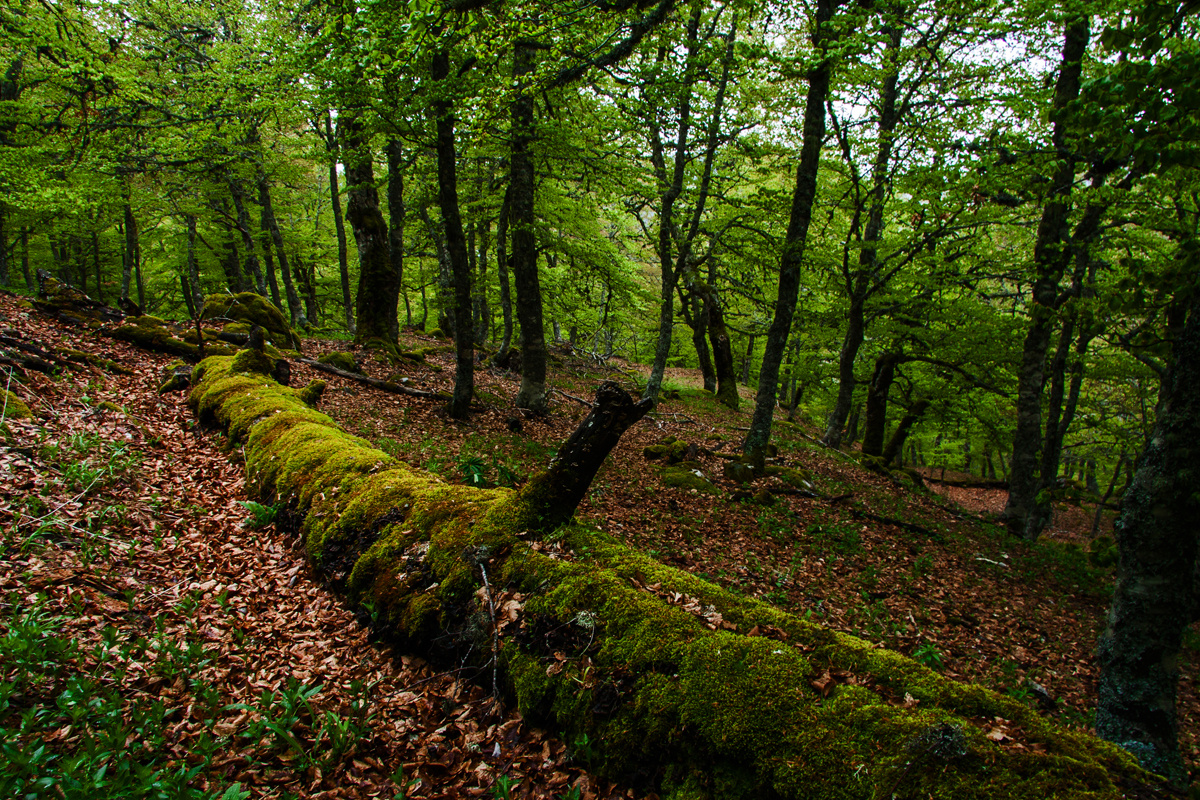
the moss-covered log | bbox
[187,354,1166,800]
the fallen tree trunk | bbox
[187,354,1164,800]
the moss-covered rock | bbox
[299,379,327,408]
[317,351,361,374]
[200,292,302,350]
[778,467,815,491]
[723,460,757,484]
[185,355,1168,800]
[1,388,32,419]
[662,465,719,493]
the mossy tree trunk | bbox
[1097,291,1200,788]
[344,116,399,348]
[187,353,1166,800]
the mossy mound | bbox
[1,389,32,419]
[112,318,201,359]
[644,437,693,464]
[662,464,719,493]
[317,351,361,374]
[200,293,302,350]
[185,356,1166,800]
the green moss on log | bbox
[200,292,302,349]
[186,354,1166,800]
[1,389,32,419]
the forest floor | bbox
[0,294,1196,798]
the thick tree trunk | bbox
[861,351,901,458]
[1097,292,1200,788]
[386,139,405,340]
[705,286,739,410]
[432,49,474,420]
[743,0,834,468]
[326,113,355,334]
[882,399,930,465]
[229,181,267,296]
[510,43,548,413]
[688,294,716,392]
[1002,19,1088,540]
[344,118,399,348]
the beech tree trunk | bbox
[259,176,304,328]
[229,180,267,296]
[1097,291,1200,788]
[510,42,548,413]
[882,399,930,465]
[493,187,514,365]
[185,215,203,313]
[344,117,399,347]
[121,202,138,303]
[862,351,901,458]
[1002,19,1088,540]
[744,0,835,468]
[705,286,739,410]
[326,113,355,334]
[432,49,474,420]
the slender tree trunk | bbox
[823,299,865,447]
[1002,18,1089,539]
[862,352,901,457]
[121,203,138,303]
[705,287,739,409]
[90,230,102,302]
[493,188,513,363]
[741,334,754,384]
[742,0,834,467]
[0,201,8,290]
[1097,292,1200,788]
[229,181,266,296]
[259,205,283,310]
[510,42,548,412]
[820,20,903,448]
[432,49,474,420]
[326,113,355,334]
[185,215,203,312]
[20,227,32,293]
[688,294,716,392]
[475,218,491,345]
[344,118,398,347]
[259,176,304,327]
[386,139,405,340]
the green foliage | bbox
[237,500,281,529]
[912,641,945,671]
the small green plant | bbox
[558,787,582,800]
[459,454,489,487]
[492,774,520,800]
[911,553,933,578]
[238,500,281,529]
[912,641,944,671]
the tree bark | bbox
[882,399,930,465]
[1096,291,1200,788]
[703,285,739,409]
[510,42,548,412]
[1002,18,1089,540]
[862,351,901,458]
[325,113,355,334]
[185,215,203,312]
[386,139,405,340]
[432,49,474,420]
[259,176,305,328]
[344,117,399,347]
[121,202,138,303]
[493,187,514,365]
[743,0,835,468]
[229,180,267,296]
[822,299,865,448]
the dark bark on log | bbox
[518,381,653,532]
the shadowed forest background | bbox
[1,0,1199,796]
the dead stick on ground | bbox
[296,357,449,400]
[553,388,595,408]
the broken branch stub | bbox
[517,381,653,534]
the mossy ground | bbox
[186,354,1166,800]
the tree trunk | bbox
[432,49,474,420]
[0,201,8,290]
[121,202,138,303]
[229,181,267,296]
[259,203,283,311]
[510,42,548,413]
[344,117,399,347]
[741,333,754,384]
[1002,18,1089,540]
[493,187,514,365]
[20,226,33,293]
[688,293,716,392]
[743,0,834,468]
[384,139,407,341]
[882,399,930,465]
[326,112,355,334]
[185,215,203,312]
[258,176,304,329]
[706,289,739,410]
[822,299,865,447]
[475,218,491,345]
[1097,292,1200,788]
[90,230,101,303]
[862,351,901,457]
